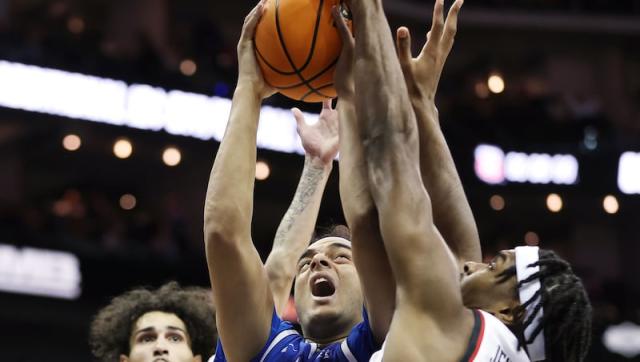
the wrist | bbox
[351,0,384,17]
[235,79,268,99]
[305,155,333,171]
[412,96,436,113]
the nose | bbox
[463,261,482,275]
[310,253,331,271]
[153,341,169,356]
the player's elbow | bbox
[265,252,297,282]
[203,202,249,249]
[346,205,378,234]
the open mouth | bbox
[311,276,336,297]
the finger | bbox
[332,6,354,48]
[396,27,413,68]
[429,0,445,46]
[441,0,463,54]
[322,99,333,110]
[292,107,306,128]
[241,0,266,41]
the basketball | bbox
[254,0,351,102]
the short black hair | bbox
[498,249,592,361]
[89,281,217,361]
[312,224,351,243]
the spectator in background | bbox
[89,282,217,362]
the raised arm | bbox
[203,2,275,360]
[265,102,338,317]
[332,7,395,343]
[396,0,480,266]
[350,0,464,324]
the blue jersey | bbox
[214,309,378,362]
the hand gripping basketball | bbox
[238,0,276,99]
[254,0,353,102]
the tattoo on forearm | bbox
[273,159,327,249]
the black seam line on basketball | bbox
[255,45,298,76]
[300,83,335,101]
[275,0,324,75]
[274,56,338,90]
[275,0,327,98]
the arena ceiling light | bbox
[489,194,505,211]
[546,193,563,213]
[487,74,505,94]
[113,138,133,159]
[119,194,137,210]
[62,134,82,151]
[474,144,579,185]
[618,152,640,194]
[256,160,271,181]
[603,195,619,214]
[0,60,316,156]
[162,146,182,167]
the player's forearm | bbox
[338,94,396,343]
[352,0,416,146]
[271,156,331,251]
[351,0,438,291]
[414,101,481,264]
[265,156,332,314]
[204,84,262,245]
[337,100,376,224]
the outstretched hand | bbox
[237,0,275,99]
[396,0,463,102]
[293,100,339,166]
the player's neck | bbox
[304,331,350,346]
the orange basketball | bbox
[254,0,351,103]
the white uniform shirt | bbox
[370,310,531,362]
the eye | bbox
[488,261,496,271]
[335,254,351,263]
[138,334,156,343]
[167,333,184,343]
[298,259,311,272]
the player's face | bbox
[294,237,364,340]
[121,311,201,362]
[460,249,520,324]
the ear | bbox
[493,299,522,326]
[119,355,129,362]
[495,307,515,325]
[193,355,203,362]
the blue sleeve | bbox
[213,309,299,362]
[346,308,382,361]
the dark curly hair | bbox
[89,281,217,361]
[497,249,592,361]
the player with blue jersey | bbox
[202,1,390,361]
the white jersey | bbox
[370,310,530,362]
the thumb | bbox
[292,107,305,129]
[332,6,353,46]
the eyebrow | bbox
[297,243,352,263]
[134,326,186,336]
[495,251,508,264]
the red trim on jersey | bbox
[468,311,486,361]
